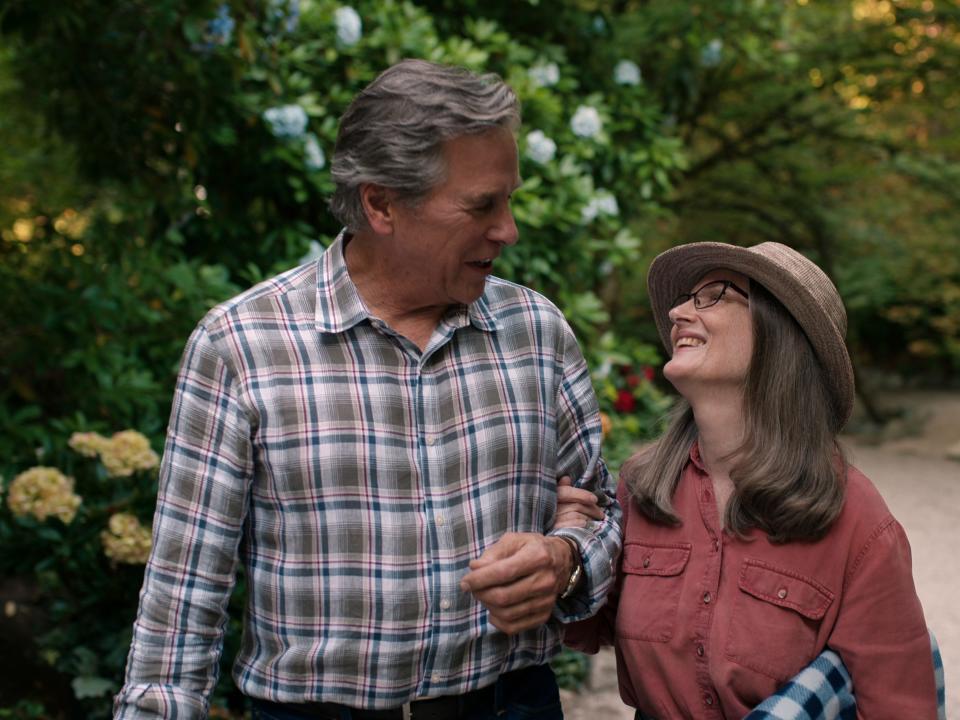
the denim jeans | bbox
[249,663,564,720]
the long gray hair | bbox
[329,59,521,231]
[623,282,847,543]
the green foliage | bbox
[550,647,590,690]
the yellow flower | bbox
[7,467,82,523]
[68,431,111,458]
[98,430,160,478]
[101,512,152,564]
[599,411,613,439]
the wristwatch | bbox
[558,537,584,599]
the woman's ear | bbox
[359,184,395,235]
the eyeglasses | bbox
[670,280,749,310]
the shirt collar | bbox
[314,230,501,335]
[314,231,371,334]
[688,440,708,475]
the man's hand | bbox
[554,476,605,528]
[459,532,575,635]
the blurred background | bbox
[1,0,958,717]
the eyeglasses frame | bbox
[670,279,750,311]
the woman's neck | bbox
[689,392,746,478]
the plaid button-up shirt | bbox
[115,233,621,717]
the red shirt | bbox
[565,445,938,719]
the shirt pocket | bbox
[725,559,835,681]
[616,541,691,642]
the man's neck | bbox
[343,231,448,350]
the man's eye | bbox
[473,201,494,213]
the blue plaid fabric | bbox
[744,629,945,720]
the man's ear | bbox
[359,184,395,235]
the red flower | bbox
[625,373,640,388]
[643,365,655,382]
[614,389,636,413]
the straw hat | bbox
[647,241,854,430]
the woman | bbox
[560,241,938,718]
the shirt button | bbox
[778,587,788,599]
[440,598,451,610]
[704,695,714,706]
[696,644,705,657]
[435,514,445,526]
[702,592,712,604]
[642,557,651,568]
[714,540,720,552]
[431,672,440,683]
[425,435,437,446]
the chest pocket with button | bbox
[617,542,691,642]
[725,558,835,681]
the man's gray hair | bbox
[329,59,521,231]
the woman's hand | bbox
[554,476,605,528]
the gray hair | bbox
[329,59,521,231]
[623,282,847,543]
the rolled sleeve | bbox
[114,323,254,718]
[550,324,622,621]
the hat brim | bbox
[647,242,854,430]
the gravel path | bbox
[561,391,960,719]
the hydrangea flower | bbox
[581,190,620,223]
[571,105,603,139]
[528,62,560,88]
[334,6,362,46]
[304,134,326,171]
[525,130,557,164]
[263,104,309,139]
[701,38,724,68]
[7,467,82,524]
[98,430,160,478]
[68,431,110,458]
[268,0,300,33]
[101,513,152,565]
[206,4,235,47]
[614,60,642,86]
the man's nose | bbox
[489,206,519,246]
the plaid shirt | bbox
[114,234,621,718]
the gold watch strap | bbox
[559,537,583,599]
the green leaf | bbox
[72,675,115,699]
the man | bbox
[114,59,621,719]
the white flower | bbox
[525,130,557,164]
[614,60,642,86]
[304,134,326,171]
[701,38,723,68]
[581,190,619,223]
[528,62,560,88]
[334,6,362,46]
[571,105,602,139]
[263,104,309,139]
